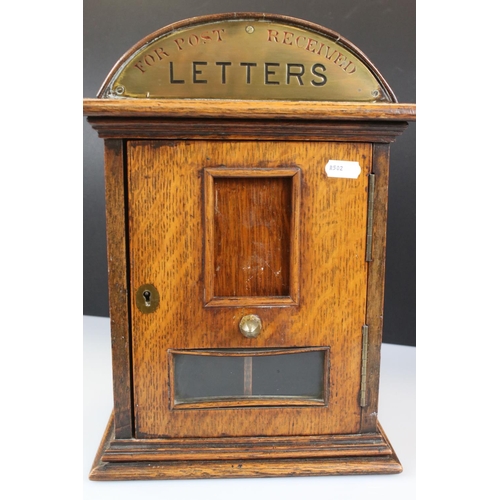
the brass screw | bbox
[245,25,255,34]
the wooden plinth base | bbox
[89,412,402,480]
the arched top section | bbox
[98,13,397,103]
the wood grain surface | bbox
[89,412,402,480]
[127,140,371,438]
[83,98,416,121]
[205,167,300,306]
[102,139,134,439]
[361,144,391,432]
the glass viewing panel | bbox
[171,348,327,408]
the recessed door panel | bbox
[127,140,371,438]
[204,167,300,306]
[212,176,292,299]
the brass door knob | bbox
[239,314,262,338]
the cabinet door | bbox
[128,140,371,438]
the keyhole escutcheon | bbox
[136,284,159,313]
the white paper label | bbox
[325,160,361,179]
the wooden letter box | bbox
[83,13,416,480]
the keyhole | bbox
[143,290,151,307]
[136,284,159,313]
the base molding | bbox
[89,412,402,480]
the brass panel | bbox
[135,283,160,314]
[102,18,391,102]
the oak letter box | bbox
[84,13,416,480]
